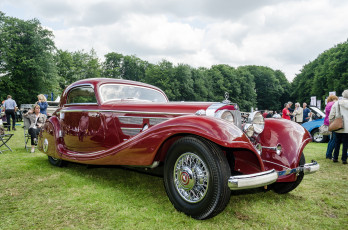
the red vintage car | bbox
[38,78,319,219]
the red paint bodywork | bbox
[38,78,312,182]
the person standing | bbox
[3,95,17,131]
[325,95,339,159]
[288,102,294,120]
[292,102,303,124]
[262,110,268,118]
[273,111,281,119]
[266,111,273,118]
[37,94,48,116]
[282,103,291,120]
[329,90,348,164]
[302,103,311,123]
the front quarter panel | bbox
[258,119,312,181]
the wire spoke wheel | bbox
[164,136,231,220]
[174,152,209,203]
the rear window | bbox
[67,86,97,104]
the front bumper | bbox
[228,161,319,190]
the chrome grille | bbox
[231,110,242,129]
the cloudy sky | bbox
[1,0,348,81]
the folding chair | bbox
[3,122,11,132]
[23,116,31,151]
[0,133,13,153]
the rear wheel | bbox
[272,154,305,194]
[311,128,328,143]
[163,136,231,220]
[48,156,67,167]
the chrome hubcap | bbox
[313,132,323,142]
[174,152,209,203]
[43,139,49,152]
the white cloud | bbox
[1,0,348,81]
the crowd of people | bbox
[328,90,348,164]
[261,101,312,123]
[260,90,348,164]
[1,94,48,153]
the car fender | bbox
[59,115,263,169]
[258,118,312,182]
[38,116,62,159]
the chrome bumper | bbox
[228,161,319,190]
[277,161,320,176]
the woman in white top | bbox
[23,104,47,153]
[292,102,303,123]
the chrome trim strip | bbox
[60,109,100,113]
[228,169,278,190]
[121,127,142,136]
[262,146,278,150]
[64,103,98,106]
[149,117,169,125]
[60,109,189,116]
[63,84,97,105]
[262,160,291,170]
[117,116,170,125]
[119,116,143,125]
[127,161,161,169]
[65,83,95,92]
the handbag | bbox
[328,102,344,131]
[319,124,331,135]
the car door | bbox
[60,85,106,153]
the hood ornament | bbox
[222,92,230,104]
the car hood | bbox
[302,118,324,131]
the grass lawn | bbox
[1,123,347,229]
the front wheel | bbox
[311,128,328,143]
[272,154,305,194]
[163,136,231,220]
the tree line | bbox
[1,12,347,111]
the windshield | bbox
[100,84,168,103]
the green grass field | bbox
[1,124,347,229]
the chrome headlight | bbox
[215,110,234,123]
[243,124,254,137]
[250,111,265,134]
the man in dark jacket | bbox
[3,95,17,131]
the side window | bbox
[67,86,97,104]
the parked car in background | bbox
[46,101,59,117]
[19,104,35,121]
[302,106,328,143]
[20,104,35,113]
[38,78,319,219]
